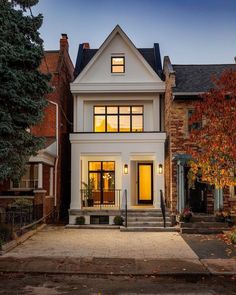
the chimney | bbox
[83,43,90,49]
[60,33,68,51]
[234,56,236,63]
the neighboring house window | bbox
[111,56,125,73]
[94,106,143,132]
[188,109,202,133]
[12,164,38,189]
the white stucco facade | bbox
[69,25,166,224]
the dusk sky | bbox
[33,0,236,65]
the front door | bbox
[138,163,153,204]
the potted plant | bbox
[179,207,192,223]
[113,215,124,225]
[215,209,225,222]
[230,229,236,244]
[75,216,85,225]
[82,179,95,207]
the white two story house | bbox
[69,25,166,225]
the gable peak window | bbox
[111,56,125,73]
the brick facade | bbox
[164,58,234,214]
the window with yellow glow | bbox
[111,57,125,73]
[94,105,143,133]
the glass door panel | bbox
[89,172,101,204]
[102,171,115,204]
[138,163,153,204]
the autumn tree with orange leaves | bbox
[188,69,236,189]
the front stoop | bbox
[120,226,178,232]
[121,209,177,232]
[180,215,230,234]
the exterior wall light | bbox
[124,164,128,174]
[158,164,163,174]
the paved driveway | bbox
[4,226,198,259]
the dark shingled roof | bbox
[74,44,163,79]
[173,64,236,93]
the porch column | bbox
[49,167,54,196]
[155,149,165,208]
[214,188,223,211]
[121,153,130,209]
[177,162,185,212]
[70,143,81,209]
[38,163,43,189]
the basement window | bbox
[111,56,125,73]
[90,215,109,224]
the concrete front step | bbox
[127,221,171,227]
[180,227,229,234]
[191,215,216,222]
[127,216,170,222]
[120,226,178,232]
[179,222,228,229]
[125,213,165,218]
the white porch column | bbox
[121,153,130,209]
[70,143,81,209]
[177,162,185,212]
[214,188,223,211]
[155,145,165,209]
[38,163,43,189]
[49,167,54,196]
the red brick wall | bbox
[31,104,56,138]
[43,164,51,195]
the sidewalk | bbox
[0,226,235,276]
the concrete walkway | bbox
[0,226,235,276]
[3,226,198,259]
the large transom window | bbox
[94,106,143,132]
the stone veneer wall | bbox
[164,71,232,214]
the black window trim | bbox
[111,56,125,73]
[93,105,144,133]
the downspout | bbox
[47,100,59,208]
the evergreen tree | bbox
[0,0,51,182]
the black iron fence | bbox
[81,189,121,209]
[0,204,43,230]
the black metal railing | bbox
[160,189,166,228]
[124,189,127,228]
[0,204,43,230]
[81,189,121,209]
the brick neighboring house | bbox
[163,56,236,215]
[0,34,74,220]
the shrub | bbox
[0,223,13,244]
[9,198,32,209]
[113,215,124,225]
[231,229,236,244]
[75,216,85,225]
[179,207,192,222]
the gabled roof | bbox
[74,26,163,79]
[173,64,236,93]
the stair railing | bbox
[160,189,166,228]
[125,189,127,228]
